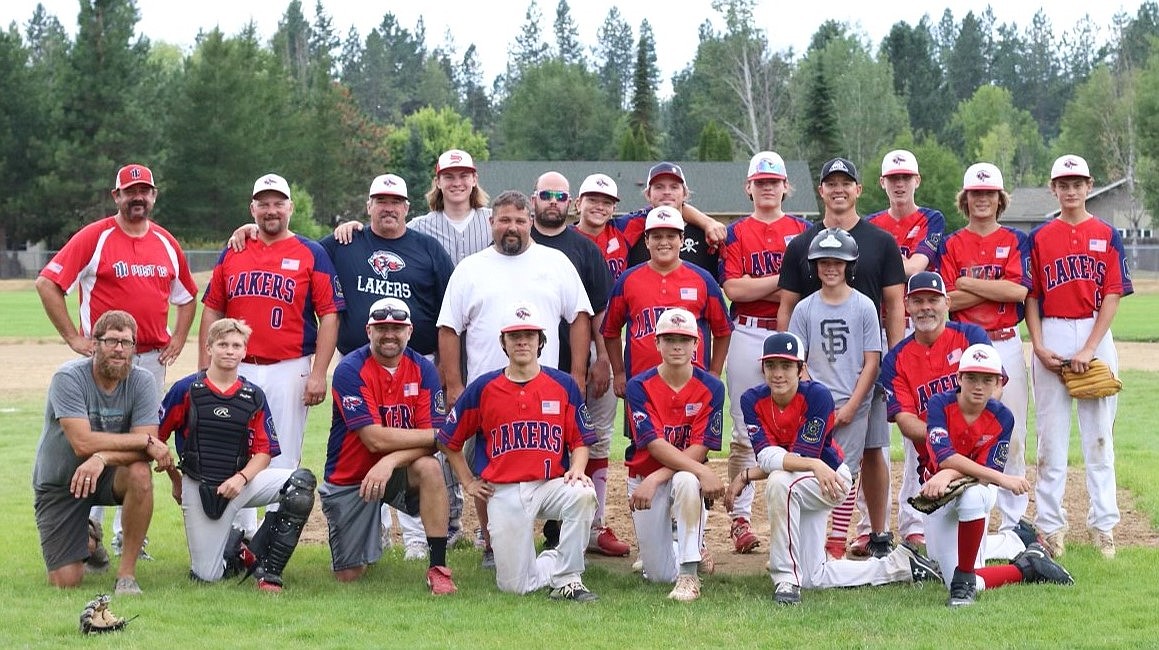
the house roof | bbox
[477,160,820,218]
[1007,178,1131,224]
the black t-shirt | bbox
[780,218,905,311]
[531,226,612,373]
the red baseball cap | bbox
[114,164,155,190]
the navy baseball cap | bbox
[760,332,805,363]
[819,157,860,183]
[648,162,686,186]
[906,271,947,297]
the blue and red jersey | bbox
[936,226,1032,331]
[867,207,945,262]
[624,366,724,478]
[576,217,646,281]
[719,213,811,322]
[1027,216,1133,318]
[601,262,733,377]
[438,367,595,484]
[740,380,843,470]
[157,373,279,458]
[923,390,1013,477]
[881,322,991,422]
[202,235,344,361]
[326,346,443,485]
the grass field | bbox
[2,287,1159,647]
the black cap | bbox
[906,271,947,297]
[819,157,860,183]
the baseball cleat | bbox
[825,537,846,561]
[898,544,942,583]
[947,569,976,607]
[588,526,630,556]
[1014,543,1075,585]
[846,534,872,559]
[632,558,644,572]
[113,576,142,596]
[548,580,598,602]
[1013,517,1046,552]
[1089,527,1116,559]
[256,578,283,593]
[773,582,801,605]
[481,548,496,570]
[667,575,701,602]
[1042,530,1067,558]
[730,517,760,554]
[867,532,894,559]
[903,533,926,548]
[542,520,561,551]
[426,566,458,595]
[404,541,429,561]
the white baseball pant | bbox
[1032,316,1120,535]
[724,320,773,520]
[487,479,596,594]
[628,472,705,583]
[992,332,1030,531]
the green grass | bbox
[0,289,206,340]
[4,287,1159,647]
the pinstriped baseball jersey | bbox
[924,391,1013,476]
[937,226,1032,330]
[624,366,724,479]
[740,380,843,470]
[408,208,493,265]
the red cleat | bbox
[426,565,458,595]
[730,517,760,554]
[588,526,630,557]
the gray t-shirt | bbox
[789,289,882,403]
[32,358,159,490]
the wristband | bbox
[92,453,108,466]
[237,472,249,485]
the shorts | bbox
[830,399,872,477]
[865,386,890,449]
[320,468,419,571]
[34,469,120,571]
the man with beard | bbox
[529,172,626,557]
[39,163,198,564]
[33,310,175,595]
[201,173,343,478]
[437,190,592,567]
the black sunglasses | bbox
[370,308,410,322]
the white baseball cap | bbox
[252,173,291,199]
[436,149,476,174]
[1051,154,1091,180]
[500,302,546,334]
[578,173,619,201]
[368,174,408,199]
[644,205,685,232]
[747,151,787,181]
[958,343,1004,376]
[962,163,1004,191]
[654,307,699,339]
[367,297,412,326]
[881,149,919,176]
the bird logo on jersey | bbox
[341,395,363,411]
[632,410,648,429]
[368,251,406,280]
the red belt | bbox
[986,327,1017,341]
[735,315,777,330]
[135,345,163,354]
[242,355,282,366]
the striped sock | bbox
[829,481,858,541]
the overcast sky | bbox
[1,1,1135,95]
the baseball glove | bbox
[79,594,129,634]
[1060,359,1122,399]
[907,476,978,515]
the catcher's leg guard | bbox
[248,468,316,585]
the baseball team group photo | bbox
[7,0,1159,646]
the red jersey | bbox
[867,207,946,262]
[325,346,443,485]
[39,216,198,350]
[438,367,596,484]
[937,226,1032,331]
[601,262,733,377]
[881,322,991,422]
[719,214,810,321]
[576,216,645,281]
[157,373,278,457]
[739,380,843,470]
[202,235,344,361]
[1027,216,1133,318]
[624,366,724,478]
[924,390,1013,477]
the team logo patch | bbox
[631,410,648,428]
[542,400,560,415]
[281,258,300,271]
[579,403,594,430]
[403,382,418,397]
[800,417,823,444]
[746,424,759,440]
[341,395,363,411]
[994,440,1009,468]
[446,407,458,425]
[928,427,949,448]
[927,232,943,249]
[685,402,702,416]
[433,389,447,416]
[368,250,406,279]
[710,411,723,439]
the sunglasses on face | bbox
[536,190,569,202]
[370,308,410,322]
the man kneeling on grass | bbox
[158,318,316,592]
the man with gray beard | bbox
[32,310,175,595]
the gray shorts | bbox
[34,469,119,571]
[319,468,419,572]
[866,386,890,449]
[831,399,872,477]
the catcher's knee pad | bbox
[250,468,316,583]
